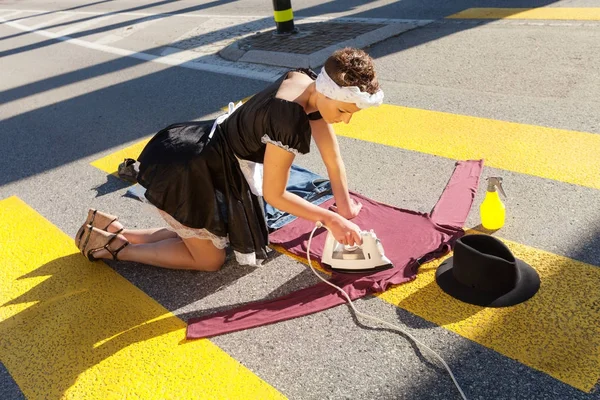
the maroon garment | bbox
[186,160,483,339]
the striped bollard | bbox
[272,0,298,34]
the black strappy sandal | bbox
[75,209,122,249]
[86,209,122,232]
[77,224,129,261]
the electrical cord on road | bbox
[307,221,468,400]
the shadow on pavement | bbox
[0,1,562,188]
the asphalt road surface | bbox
[1,1,599,399]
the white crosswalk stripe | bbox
[54,14,114,36]
[30,13,73,30]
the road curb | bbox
[220,20,431,69]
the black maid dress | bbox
[136,68,322,266]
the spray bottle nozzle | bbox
[486,177,507,198]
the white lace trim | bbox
[261,134,303,156]
[148,99,271,267]
[156,209,229,249]
[154,208,265,267]
[236,156,264,197]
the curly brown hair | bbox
[323,47,380,95]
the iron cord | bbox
[307,221,468,400]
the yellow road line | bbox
[91,138,150,176]
[335,105,600,190]
[277,229,600,393]
[93,105,600,191]
[0,196,285,400]
[446,8,600,20]
[87,103,600,391]
[378,230,600,393]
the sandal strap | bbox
[103,218,119,231]
[75,223,87,251]
[110,242,129,261]
[87,209,119,231]
[85,229,118,261]
[80,225,93,255]
[103,233,119,248]
[86,230,129,262]
[89,209,98,225]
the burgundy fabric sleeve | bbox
[187,276,364,339]
[430,160,484,229]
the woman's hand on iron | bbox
[330,198,362,219]
[326,214,362,246]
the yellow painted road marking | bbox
[335,105,600,190]
[93,105,600,190]
[91,138,150,176]
[378,230,600,393]
[447,8,600,20]
[88,103,600,391]
[0,197,285,399]
[277,230,600,393]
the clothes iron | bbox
[321,229,393,273]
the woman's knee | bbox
[194,249,226,272]
[182,237,226,272]
[201,254,225,272]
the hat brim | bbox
[435,257,540,308]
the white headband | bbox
[315,68,384,109]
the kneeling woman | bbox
[75,47,384,271]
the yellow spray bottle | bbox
[480,177,507,230]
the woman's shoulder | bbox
[284,68,317,83]
[247,68,314,106]
[275,70,322,121]
[243,68,317,125]
[292,68,318,80]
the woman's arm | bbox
[262,143,362,245]
[309,118,360,219]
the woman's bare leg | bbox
[102,219,179,245]
[120,228,179,244]
[91,233,226,272]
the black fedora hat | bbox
[435,234,540,307]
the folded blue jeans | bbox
[264,164,333,231]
